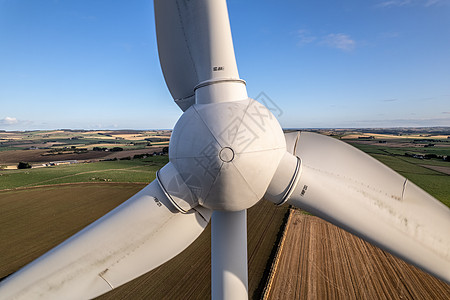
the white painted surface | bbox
[211,210,248,300]
[169,98,286,211]
[264,152,301,205]
[155,0,242,110]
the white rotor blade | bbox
[0,180,212,299]
[155,0,245,109]
[283,131,450,284]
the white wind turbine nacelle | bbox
[0,0,449,299]
[160,98,286,211]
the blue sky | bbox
[1,0,449,130]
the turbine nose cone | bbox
[219,147,234,162]
[169,98,286,211]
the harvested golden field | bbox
[107,133,165,141]
[0,183,287,299]
[341,133,450,140]
[265,209,450,300]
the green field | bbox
[1,139,449,207]
[0,146,28,152]
[0,156,168,190]
[351,142,450,158]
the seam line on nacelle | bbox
[192,105,224,149]
[175,93,195,102]
[192,207,208,223]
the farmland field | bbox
[0,128,449,298]
[0,130,170,167]
[0,184,144,279]
[0,184,287,299]
[266,209,450,299]
[0,130,170,150]
[0,156,168,190]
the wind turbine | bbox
[0,0,449,299]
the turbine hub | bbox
[167,98,286,211]
[219,147,234,162]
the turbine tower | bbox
[0,1,449,299]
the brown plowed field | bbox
[421,164,450,175]
[101,147,164,161]
[0,147,165,165]
[0,149,109,164]
[265,209,450,300]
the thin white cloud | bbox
[376,0,448,7]
[296,29,317,46]
[0,117,19,125]
[296,30,356,52]
[321,33,356,52]
[379,32,401,39]
[423,0,449,6]
[377,0,412,8]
